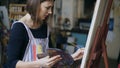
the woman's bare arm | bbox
[71,48,84,61]
[16,55,62,68]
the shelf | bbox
[9,4,26,7]
[10,12,26,15]
[9,4,26,20]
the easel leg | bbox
[102,40,109,68]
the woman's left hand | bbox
[71,48,85,61]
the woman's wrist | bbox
[33,60,42,68]
[71,54,76,61]
[16,60,41,68]
[71,48,84,61]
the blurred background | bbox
[0,0,120,68]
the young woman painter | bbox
[6,0,84,68]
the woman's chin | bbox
[43,16,49,20]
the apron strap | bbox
[11,21,34,40]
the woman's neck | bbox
[19,13,41,29]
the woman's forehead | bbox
[41,1,54,6]
[41,0,54,3]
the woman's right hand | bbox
[37,55,62,68]
[16,55,62,68]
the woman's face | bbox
[39,1,54,20]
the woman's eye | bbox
[46,7,50,10]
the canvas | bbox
[80,0,113,68]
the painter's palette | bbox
[47,48,74,67]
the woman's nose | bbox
[48,9,52,14]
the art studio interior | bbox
[0,0,120,68]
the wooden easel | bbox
[86,0,113,68]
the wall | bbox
[106,0,120,59]
[0,6,10,29]
[61,0,75,29]
[77,0,84,18]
